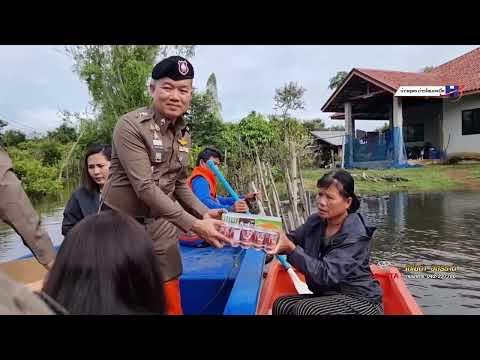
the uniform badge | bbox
[178,138,188,146]
[178,60,189,76]
[179,146,189,153]
[153,139,163,146]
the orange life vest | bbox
[187,166,217,199]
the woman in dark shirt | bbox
[270,169,383,315]
[61,144,111,236]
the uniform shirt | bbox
[0,148,55,265]
[102,106,208,231]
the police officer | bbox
[101,56,230,315]
[0,147,55,270]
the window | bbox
[403,124,424,142]
[462,108,480,135]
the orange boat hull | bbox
[257,261,423,315]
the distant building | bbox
[321,47,480,168]
[310,131,344,168]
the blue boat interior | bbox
[180,245,265,315]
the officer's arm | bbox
[113,118,198,232]
[0,170,55,266]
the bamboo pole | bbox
[255,152,272,215]
[297,155,309,219]
[250,181,265,215]
[284,164,302,228]
[266,163,281,218]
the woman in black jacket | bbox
[270,169,383,315]
[61,144,111,236]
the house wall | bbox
[443,94,480,155]
[403,101,443,148]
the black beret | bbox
[151,56,194,81]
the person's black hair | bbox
[196,147,223,166]
[42,210,165,315]
[81,144,112,193]
[317,169,360,213]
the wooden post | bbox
[345,102,353,167]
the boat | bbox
[0,245,422,315]
[257,261,423,315]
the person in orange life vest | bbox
[187,148,257,212]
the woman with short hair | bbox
[270,170,383,315]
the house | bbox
[321,47,480,168]
[310,130,344,167]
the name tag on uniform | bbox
[153,139,163,146]
[179,146,189,153]
[155,152,162,162]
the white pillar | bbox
[392,97,404,165]
[344,102,353,166]
[393,97,403,128]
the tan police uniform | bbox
[0,147,55,266]
[102,106,209,282]
[0,270,68,315]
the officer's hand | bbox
[245,192,259,201]
[203,209,225,220]
[267,231,296,255]
[191,219,231,248]
[232,200,248,213]
[43,260,55,271]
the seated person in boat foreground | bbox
[62,144,111,236]
[269,169,383,315]
[187,147,257,213]
[43,210,165,315]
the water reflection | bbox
[362,191,480,314]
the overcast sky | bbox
[0,45,478,135]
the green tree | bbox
[421,66,435,73]
[328,125,346,131]
[66,45,195,145]
[186,91,225,150]
[238,112,279,157]
[206,73,222,120]
[47,121,77,144]
[273,82,306,118]
[329,71,348,90]
[303,118,326,132]
[2,130,26,147]
[0,118,7,143]
[374,123,390,132]
[0,118,7,131]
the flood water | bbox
[1,189,479,314]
